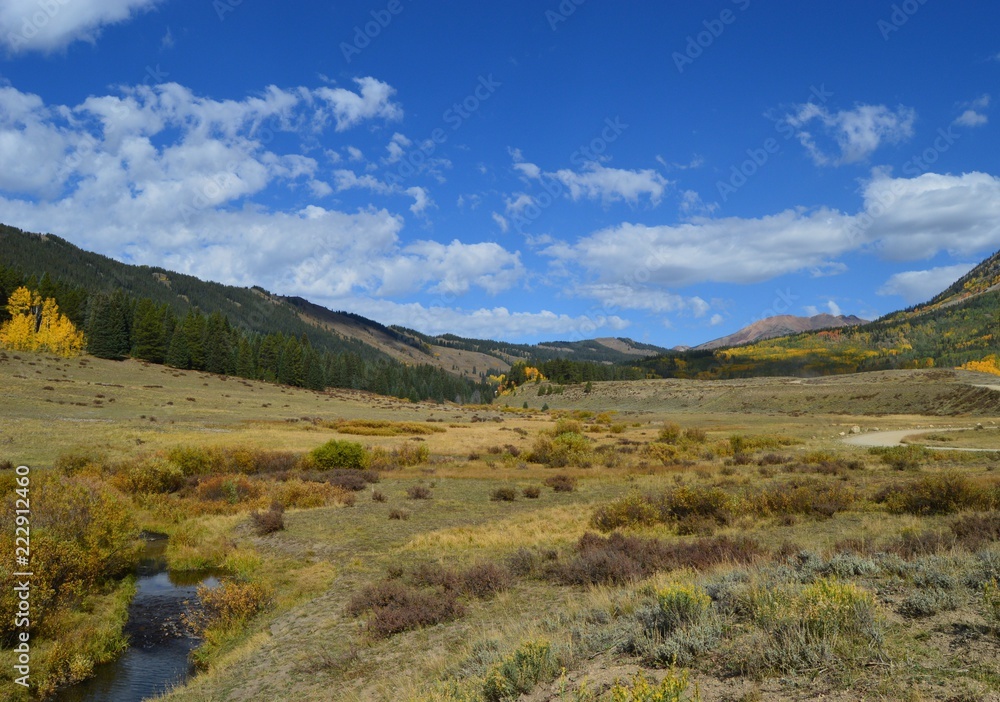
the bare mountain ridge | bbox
[694,313,868,350]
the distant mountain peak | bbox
[694,313,868,350]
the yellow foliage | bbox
[0,287,85,356]
[958,357,1000,376]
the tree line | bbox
[0,266,491,404]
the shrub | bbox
[359,585,464,639]
[881,472,993,515]
[407,485,432,500]
[461,563,513,599]
[372,489,387,503]
[54,449,108,475]
[726,577,888,678]
[269,479,348,509]
[552,419,582,436]
[490,486,517,502]
[868,445,930,471]
[187,579,273,635]
[310,439,369,470]
[898,588,958,617]
[608,670,700,702]
[684,428,708,444]
[250,508,285,536]
[109,457,184,494]
[331,419,444,436]
[389,509,410,520]
[522,485,541,499]
[592,493,662,531]
[655,583,712,632]
[482,640,559,702]
[195,475,262,504]
[952,512,1000,550]
[550,533,762,586]
[659,422,682,444]
[544,474,577,492]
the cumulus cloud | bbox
[0,81,516,306]
[574,283,710,316]
[313,77,402,131]
[0,0,161,54]
[782,103,916,165]
[877,263,976,304]
[546,170,1000,309]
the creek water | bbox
[55,535,220,702]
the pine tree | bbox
[165,325,191,369]
[132,299,167,363]
[86,292,131,360]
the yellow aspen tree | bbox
[0,287,85,356]
[36,297,86,357]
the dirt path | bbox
[842,426,997,451]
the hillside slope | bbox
[642,250,1000,380]
[695,313,867,350]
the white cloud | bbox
[313,77,402,131]
[709,314,724,326]
[573,283,710,317]
[954,110,988,127]
[160,26,174,49]
[491,211,509,232]
[782,103,916,165]
[0,81,516,305]
[877,263,976,303]
[512,153,669,206]
[335,298,629,340]
[826,300,842,316]
[0,0,161,54]
[953,95,990,127]
[333,168,433,214]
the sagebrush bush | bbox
[868,445,930,471]
[983,580,1000,627]
[655,583,712,632]
[523,485,541,499]
[310,439,369,470]
[388,508,410,520]
[482,640,559,702]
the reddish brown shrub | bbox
[407,485,432,500]
[250,508,284,536]
[544,475,577,492]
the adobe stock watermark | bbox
[715,83,834,203]
[341,0,407,63]
[4,0,71,53]
[384,74,502,187]
[546,0,587,31]
[673,0,751,74]
[511,116,628,233]
[878,0,931,40]
[213,0,245,22]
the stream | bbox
[55,534,221,702]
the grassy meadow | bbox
[4,351,1000,700]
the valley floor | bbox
[4,353,1000,700]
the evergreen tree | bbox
[132,299,167,363]
[165,324,191,369]
[86,292,131,360]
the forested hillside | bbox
[0,225,491,403]
[643,249,1000,380]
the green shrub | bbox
[482,640,559,702]
[311,439,369,470]
[609,670,700,702]
[655,583,712,632]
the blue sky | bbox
[1,1,999,347]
